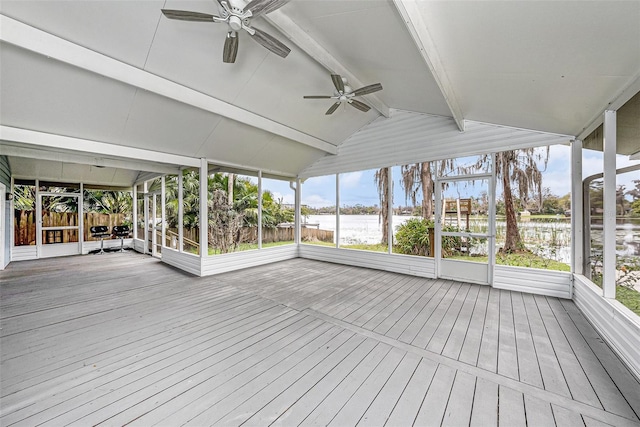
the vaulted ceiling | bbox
[1,0,639,186]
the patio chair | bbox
[112,225,130,253]
[90,225,110,254]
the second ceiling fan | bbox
[162,0,291,63]
[304,74,383,115]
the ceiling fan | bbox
[304,74,383,115]
[161,0,291,64]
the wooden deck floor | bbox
[1,253,639,426]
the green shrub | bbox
[395,218,433,256]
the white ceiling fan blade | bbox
[352,83,383,97]
[349,99,371,113]
[331,74,345,93]
[326,102,341,115]
[161,9,218,22]
[223,32,239,63]
[250,27,290,58]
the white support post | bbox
[571,140,584,276]
[35,179,41,257]
[603,110,617,298]
[178,171,184,252]
[161,176,166,249]
[387,167,394,254]
[295,179,301,245]
[488,154,497,285]
[258,171,263,249]
[78,182,84,254]
[133,185,138,243]
[434,177,442,278]
[199,158,208,258]
[143,181,148,255]
[335,174,340,248]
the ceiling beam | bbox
[0,14,337,155]
[577,70,640,141]
[0,143,181,175]
[391,0,465,132]
[264,11,390,118]
[0,126,202,168]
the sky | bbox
[257,145,640,209]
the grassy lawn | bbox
[341,243,388,252]
[208,240,294,255]
[615,285,640,316]
[447,252,570,271]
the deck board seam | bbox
[302,308,640,427]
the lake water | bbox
[305,215,640,264]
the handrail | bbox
[164,229,200,250]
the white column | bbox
[294,179,301,245]
[132,185,138,243]
[143,181,148,254]
[387,168,394,254]
[603,110,617,298]
[35,179,41,257]
[258,171,262,249]
[78,182,84,253]
[571,139,584,276]
[335,174,340,248]
[161,176,166,249]
[488,153,497,285]
[199,158,208,258]
[178,171,184,252]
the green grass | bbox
[208,240,294,255]
[447,252,570,271]
[341,243,388,252]
[616,286,640,316]
[301,240,335,247]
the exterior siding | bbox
[200,244,299,276]
[494,265,573,299]
[299,245,436,278]
[573,274,640,381]
[300,110,571,178]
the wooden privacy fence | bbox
[240,227,334,243]
[14,210,127,245]
[165,226,334,247]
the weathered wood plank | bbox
[413,364,457,426]
[511,291,544,388]
[477,287,501,373]
[440,284,480,359]
[522,293,572,397]
[441,371,476,426]
[497,290,519,380]
[326,347,406,426]
[551,299,640,420]
[384,358,438,426]
[458,285,490,366]
[356,352,422,427]
[535,295,602,409]
[251,338,381,426]
[552,403,587,427]
[523,394,555,426]
[498,386,526,427]
[379,279,448,339]
[469,377,498,427]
